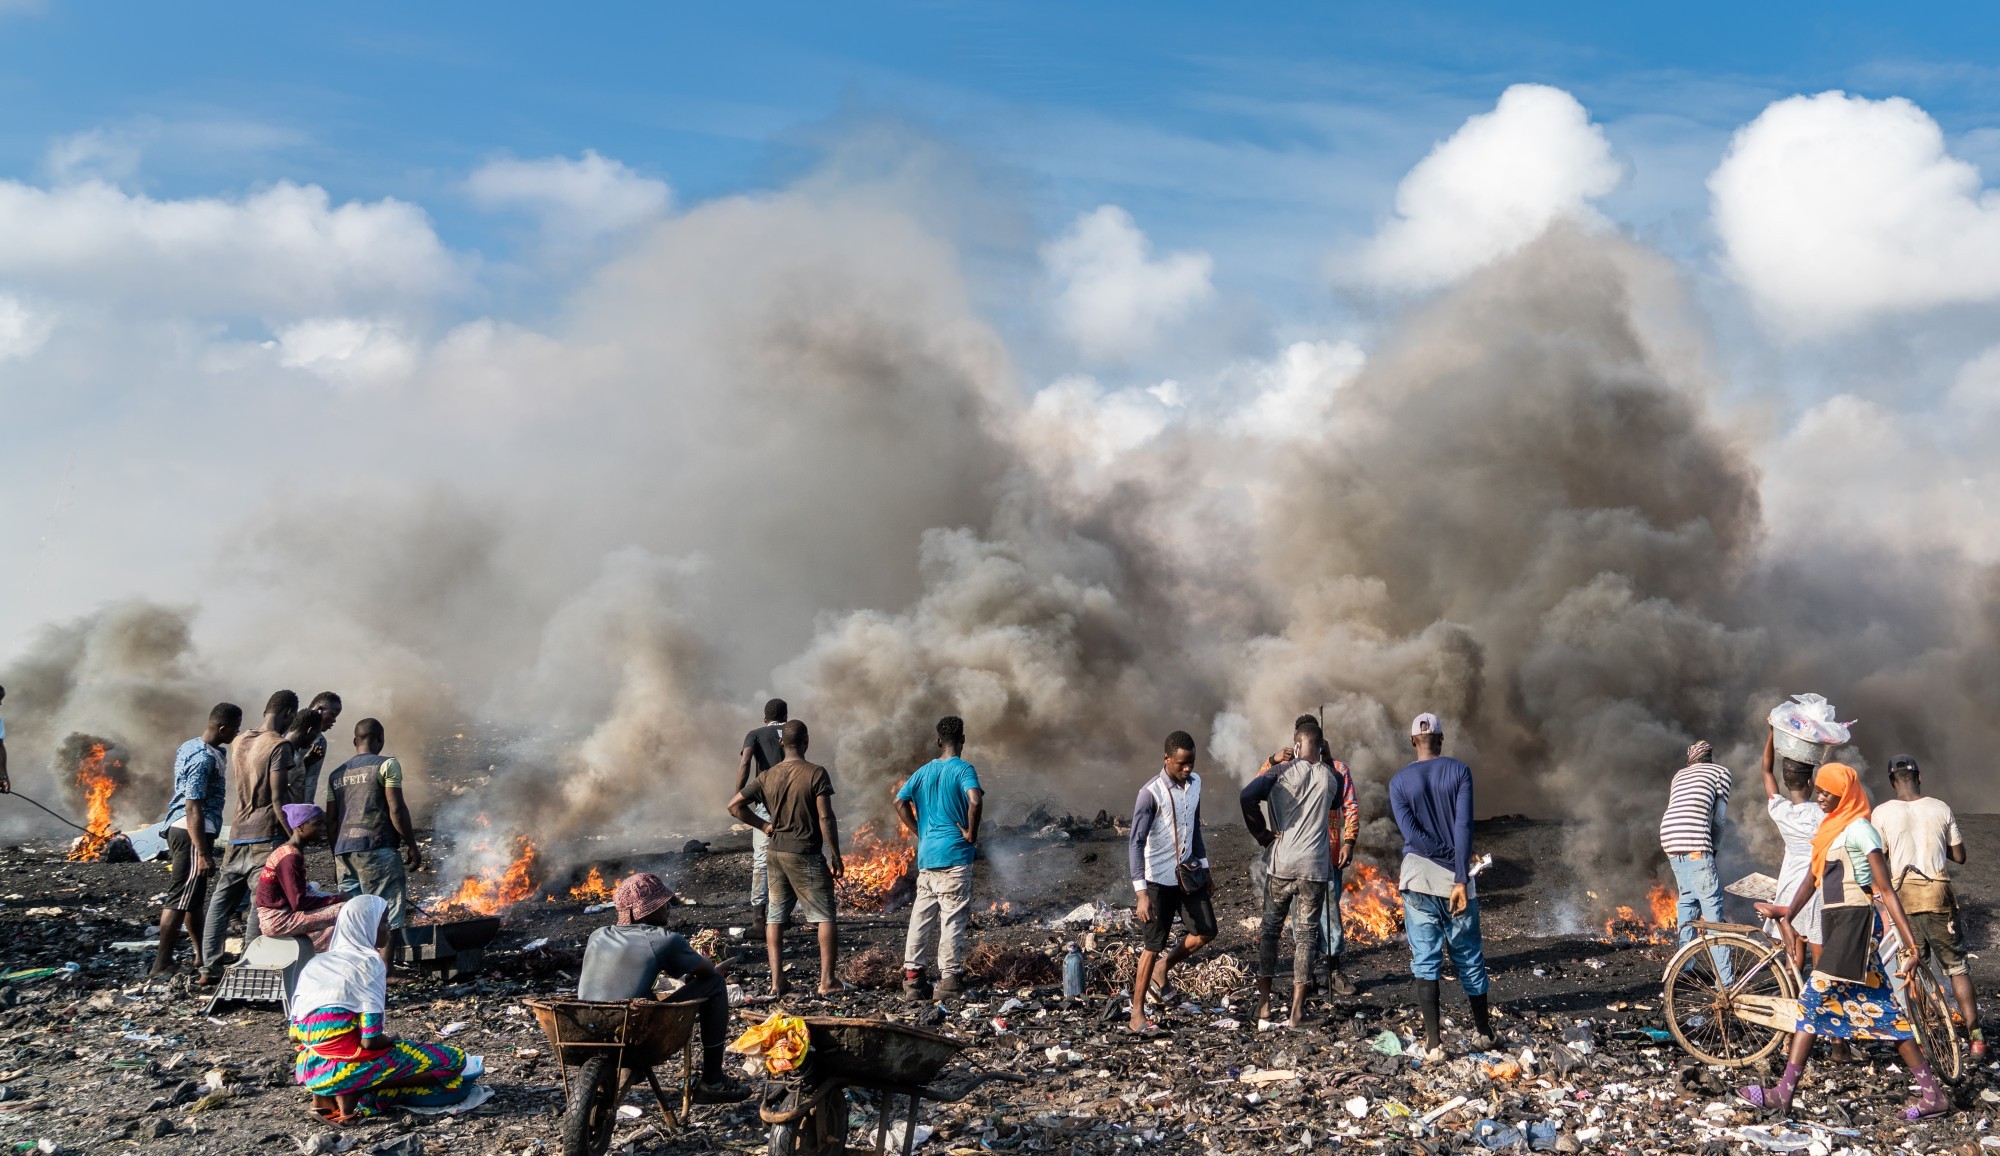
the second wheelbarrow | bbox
[758,1016,1025,1155]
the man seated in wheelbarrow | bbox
[578,872,750,1102]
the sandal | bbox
[1122,1021,1171,1040]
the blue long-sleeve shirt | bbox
[1389,756,1475,884]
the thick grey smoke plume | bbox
[5,188,1994,908]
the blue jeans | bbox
[1669,853,1733,983]
[1403,889,1488,996]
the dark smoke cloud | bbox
[5,191,1995,915]
[0,601,215,834]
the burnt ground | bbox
[1,814,1997,1155]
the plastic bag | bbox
[1768,693,1852,745]
[729,1012,810,1074]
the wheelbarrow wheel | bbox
[768,1096,849,1155]
[562,1054,621,1156]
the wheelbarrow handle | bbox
[918,1070,1029,1103]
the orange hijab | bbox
[1808,762,1871,883]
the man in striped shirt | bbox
[1660,740,1732,980]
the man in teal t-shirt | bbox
[895,716,984,998]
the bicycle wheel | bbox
[1907,965,1964,1084]
[1663,932,1798,1068]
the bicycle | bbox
[1661,919,1964,1081]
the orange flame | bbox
[1603,882,1679,944]
[1340,862,1404,945]
[569,865,613,904]
[833,822,915,913]
[433,836,541,916]
[65,743,118,862]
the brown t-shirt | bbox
[229,729,294,844]
[740,759,834,855]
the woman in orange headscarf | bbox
[1749,762,1947,1119]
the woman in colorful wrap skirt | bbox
[1749,762,1949,1120]
[290,895,480,1121]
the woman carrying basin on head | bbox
[1747,762,1948,1121]
[289,895,484,1122]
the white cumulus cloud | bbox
[1043,205,1214,361]
[0,296,52,361]
[0,179,455,316]
[1710,92,2000,334]
[1356,84,1621,291]
[273,318,420,389]
[466,150,672,240]
[1228,339,1367,441]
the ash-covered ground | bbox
[1,811,1996,1155]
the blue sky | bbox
[7,0,1999,313]
[8,1,2000,654]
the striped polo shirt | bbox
[1659,762,1732,856]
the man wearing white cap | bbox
[1388,712,1494,1059]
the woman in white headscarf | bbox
[290,896,479,1121]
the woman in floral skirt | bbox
[289,896,482,1121]
[1749,762,1948,1120]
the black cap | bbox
[1887,754,1921,777]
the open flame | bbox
[64,743,119,862]
[431,835,542,917]
[1602,882,1678,945]
[1341,862,1404,946]
[569,865,613,904]
[834,822,916,913]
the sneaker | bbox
[1423,1046,1446,1064]
[1470,1032,1499,1053]
[935,972,964,997]
[1327,969,1358,997]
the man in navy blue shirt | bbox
[1388,712,1494,1059]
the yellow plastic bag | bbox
[730,1012,811,1074]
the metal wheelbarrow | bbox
[758,1016,1026,1155]
[525,997,701,1156]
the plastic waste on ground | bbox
[1368,1029,1404,1056]
[1062,943,1085,997]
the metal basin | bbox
[800,1017,966,1087]
[399,916,501,977]
[525,997,701,1071]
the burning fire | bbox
[570,865,614,904]
[1602,882,1679,945]
[1341,863,1404,946]
[834,822,916,913]
[65,743,119,862]
[984,899,1016,921]
[432,836,542,916]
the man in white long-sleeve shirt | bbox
[1126,730,1214,1034]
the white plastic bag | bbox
[1767,693,1851,745]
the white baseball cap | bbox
[1410,712,1442,737]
